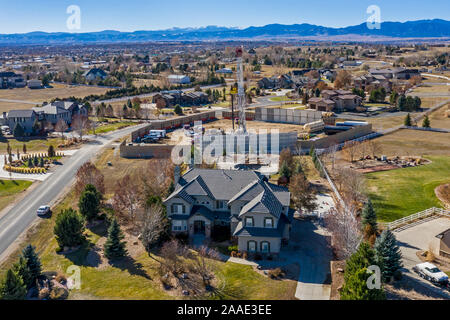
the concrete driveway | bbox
[395,217,450,299]
[287,219,332,300]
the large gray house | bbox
[164,168,292,254]
[4,109,38,134]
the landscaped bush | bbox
[268,268,285,280]
[3,165,46,174]
[242,252,248,260]
[227,245,238,254]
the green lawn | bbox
[90,121,136,135]
[0,180,33,212]
[1,137,59,153]
[269,96,292,102]
[366,155,450,222]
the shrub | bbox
[230,251,237,257]
[228,245,238,253]
[242,252,248,260]
[268,268,284,279]
[38,287,50,300]
[55,273,66,284]
[49,286,68,300]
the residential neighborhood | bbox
[0,2,449,315]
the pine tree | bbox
[27,158,33,168]
[404,113,412,126]
[104,218,127,259]
[0,269,27,300]
[21,245,41,287]
[422,115,430,128]
[279,161,291,179]
[79,189,100,221]
[340,242,385,300]
[53,208,85,249]
[361,199,378,237]
[12,257,32,290]
[374,230,403,281]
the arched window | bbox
[247,241,257,253]
[260,241,270,253]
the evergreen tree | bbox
[48,145,55,157]
[20,245,41,287]
[84,184,103,202]
[374,230,403,281]
[104,218,127,259]
[279,161,291,179]
[174,104,183,115]
[404,113,412,127]
[12,257,32,290]
[397,95,407,111]
[361,199,378,236]
[13,123,25,138]
[340,242,385,300]
[0,269,27,300]
[422,115,430,128]
[27,158,33,168]
[39,157,44,167]
[33,156,38,167]
[79,189,100,221]
[53,208,85,249]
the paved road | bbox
[395,217,450,299]
[0,124,146,262]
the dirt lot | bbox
[428,103,450,128]
[203,119,305,133]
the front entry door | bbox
[194,220,206,235]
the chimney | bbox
[174,165,181,185]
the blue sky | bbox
[0,0,449,33]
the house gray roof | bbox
[239,181,284,219]
[7,109,36,118]
[174,168,264,201]
[33,104,70,115]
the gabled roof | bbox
[239,181,284,219]
[7,109,36,118]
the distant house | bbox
[257,77,276,90]
[164,168,292,254]
[309,89,362,112]
[168,75,191,85]
[182,91,209,106]
[27,79,42,89]
[0,72,26,89]
[84,68,107,81]
[436,229,450,259]
[369,67,420,80]
[5,109,38,134]
[216,68,233,74]
[257,75,293,90]
[51,101,88,118]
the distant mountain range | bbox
[1,19,449,45]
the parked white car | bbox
[36,205,51,217]
[413,262,449,284]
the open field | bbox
[413,84,450,94]
[0,137,61,154]
[203,119,305,133]
[428,103,450,128]
[366,155,450,222]
[371,129,450,157]
[0,83,109,113]
[0,180,33,213]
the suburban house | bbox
[353,74,392,92]
[216,68,233,74]
[436,229,450,259]
[84,68,107,81]
[4,110,38,134]
[309,90,363,112]
[0,72,26,88]
[257,75,293,90]
[369,67,420,80]
[152,90,208,107]
[164,168,292,254]
[168,75,191,85]
[51,101,88,117]
[32,104,71,125]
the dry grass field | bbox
[0,83,109,113]
[371,129,450,157]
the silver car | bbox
[37,205,51,217]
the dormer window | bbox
[264,218,273,228]
[171,203,185,214]
[245,217,254,227]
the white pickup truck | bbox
[413,262,449,285]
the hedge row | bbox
[3,165,47,174]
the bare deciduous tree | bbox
[72,114,91,141]
[112,175,141,224]
[367,140,382,158]
[74,161,105,196]
[139,159,174,199]
[289,173,317,213]
[140,204,169,252]
[190,246,220,288]
[54,119,68,141]
[324,201,363,260]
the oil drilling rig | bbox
[235,47,247,134]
